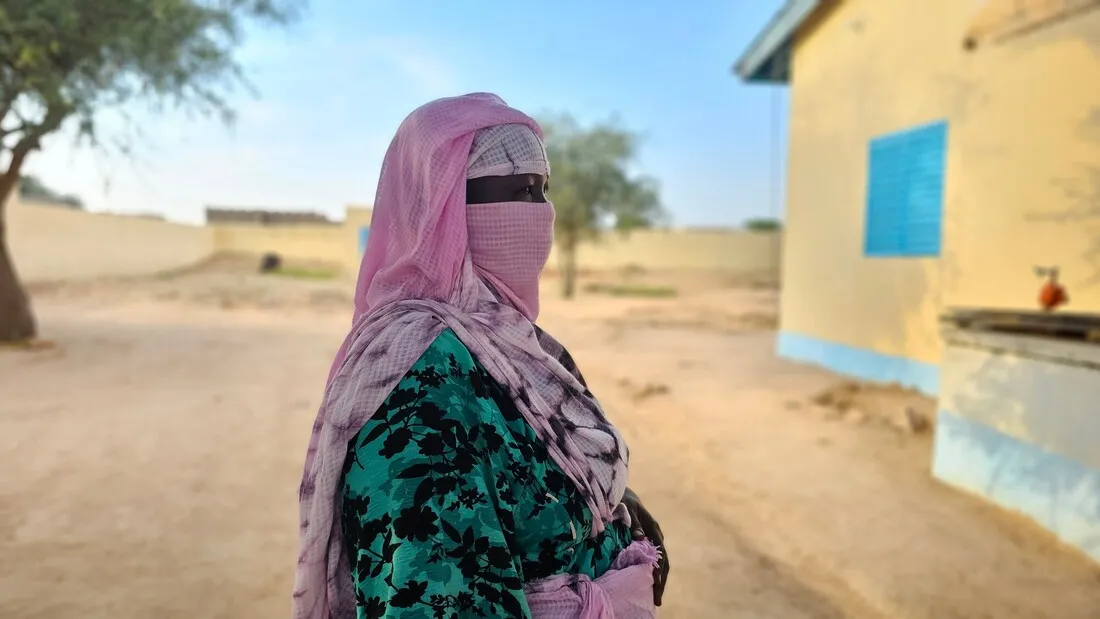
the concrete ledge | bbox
[932,410,1100,563]
[940,331,1100,469]
[776,331,940,396]
[942,327,1100,368]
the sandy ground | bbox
[2,262,1099,619]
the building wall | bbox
[210,223,354,268]
[8,195,215,283]
[781,0,1100,562]
[549,229,781,275]
[939,9,1100,313]
[780,0,1100,395]
[212,213,782,278]
[8,192,781,284]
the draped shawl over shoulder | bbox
[292,93,632,619]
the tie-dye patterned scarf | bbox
[292,94,647,619]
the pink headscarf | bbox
[293,93,651,619]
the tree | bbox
[744,217,782,232]
[0,0,300,342]
[19,173,82,208]
[540,114,665,299]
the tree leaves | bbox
[0,0,302,172]
[0,0,302,340]
[541,114,664,241]
[538,113,665,297]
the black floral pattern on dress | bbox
[341,328,631,619]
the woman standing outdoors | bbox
[293,93,669,618]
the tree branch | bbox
[0,102,72,182]
[0,98,13,131]
[0,58,26,123]
[0,114,34,147]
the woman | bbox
[293,93,669,619]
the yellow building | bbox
[737,0,1100,562]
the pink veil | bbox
[293,93,632,619]
[325,92,541,384]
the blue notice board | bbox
[358,226,370,254]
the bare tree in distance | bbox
[0,0,302,342]
[539,114,665,299]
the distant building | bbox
[204,207,337,226]
[736,0,1100,562]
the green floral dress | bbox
[340,328,633,619]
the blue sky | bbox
[25,0,788,226]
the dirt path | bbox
[541,314,1100,618]
[1,271,1098,618]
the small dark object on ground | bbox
[259,253,282,273]
[905,407,931,434]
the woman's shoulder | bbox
[401,328,494,395]
[371,328,502,426]
[345,327,513,481]
[414,327,478,374]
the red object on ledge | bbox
[1036,266,1069,312]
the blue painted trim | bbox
[933,411,1100,563]
[777,331,940,396]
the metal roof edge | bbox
[732,0,824,82]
